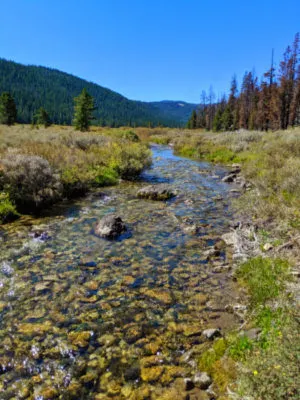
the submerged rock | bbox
[94,214,126,239]
[137,185,175,200]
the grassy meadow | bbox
[0,124,151,221]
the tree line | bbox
[0,88,96,131]
[188,33,300,131]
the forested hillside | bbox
[0,59,195,127]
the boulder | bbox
[137,185,175,200]
[95,214,126,239]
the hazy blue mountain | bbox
[0,59,197,127]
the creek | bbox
[0,145,241,399]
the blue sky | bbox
[1,0,299,103]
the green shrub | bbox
[108,142,152,179]
[60,166,90,197]
[120,130,140,142]
[91,166,119,187]
[0,192,19,223]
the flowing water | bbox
[0,146,241,399]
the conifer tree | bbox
[73,88,96,131]
[279,33,299,129]
[0,92,17,125]
[213,108,223,131]
[187,110,197,129]
[34,107,51,127]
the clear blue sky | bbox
[1,0,299,103]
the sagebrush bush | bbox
[1,152,62,210]
[61,133,110,150]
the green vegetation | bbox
[73,88,96,131]
[0,92,17,125]
[236,257,290,307]
[0,125,151,216]
[233,257,299,399]
[34,107,51,127]
[0,192,19,223]
[0,59,196,127]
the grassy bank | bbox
[139,127,300,399]
[0,125,151,221]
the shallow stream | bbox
[0,146,241,399]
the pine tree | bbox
[227,76,238,130]
[73,88,96,131]
[34,107,51,127]
[0,92,17,125]
[221,105,232,131]
[187,110,197,129]
[279,33,299,128]
[213,108,223,131]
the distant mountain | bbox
[0,59,197,127]
[149,100,197,126]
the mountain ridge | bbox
[0,58,197,127]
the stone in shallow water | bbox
[141,365,165,382]
[18,321,52,336]
[35,282,50,292]
[97,334,116,346]
[183,324,203,337]
[68,331,92,347]
[143,288,173,305]
[37,387,58,399]
[194,372,212,390]
[202,328,222,340]
[94,214,126,239]
[192,293,208,305]
[137,184,175,200]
